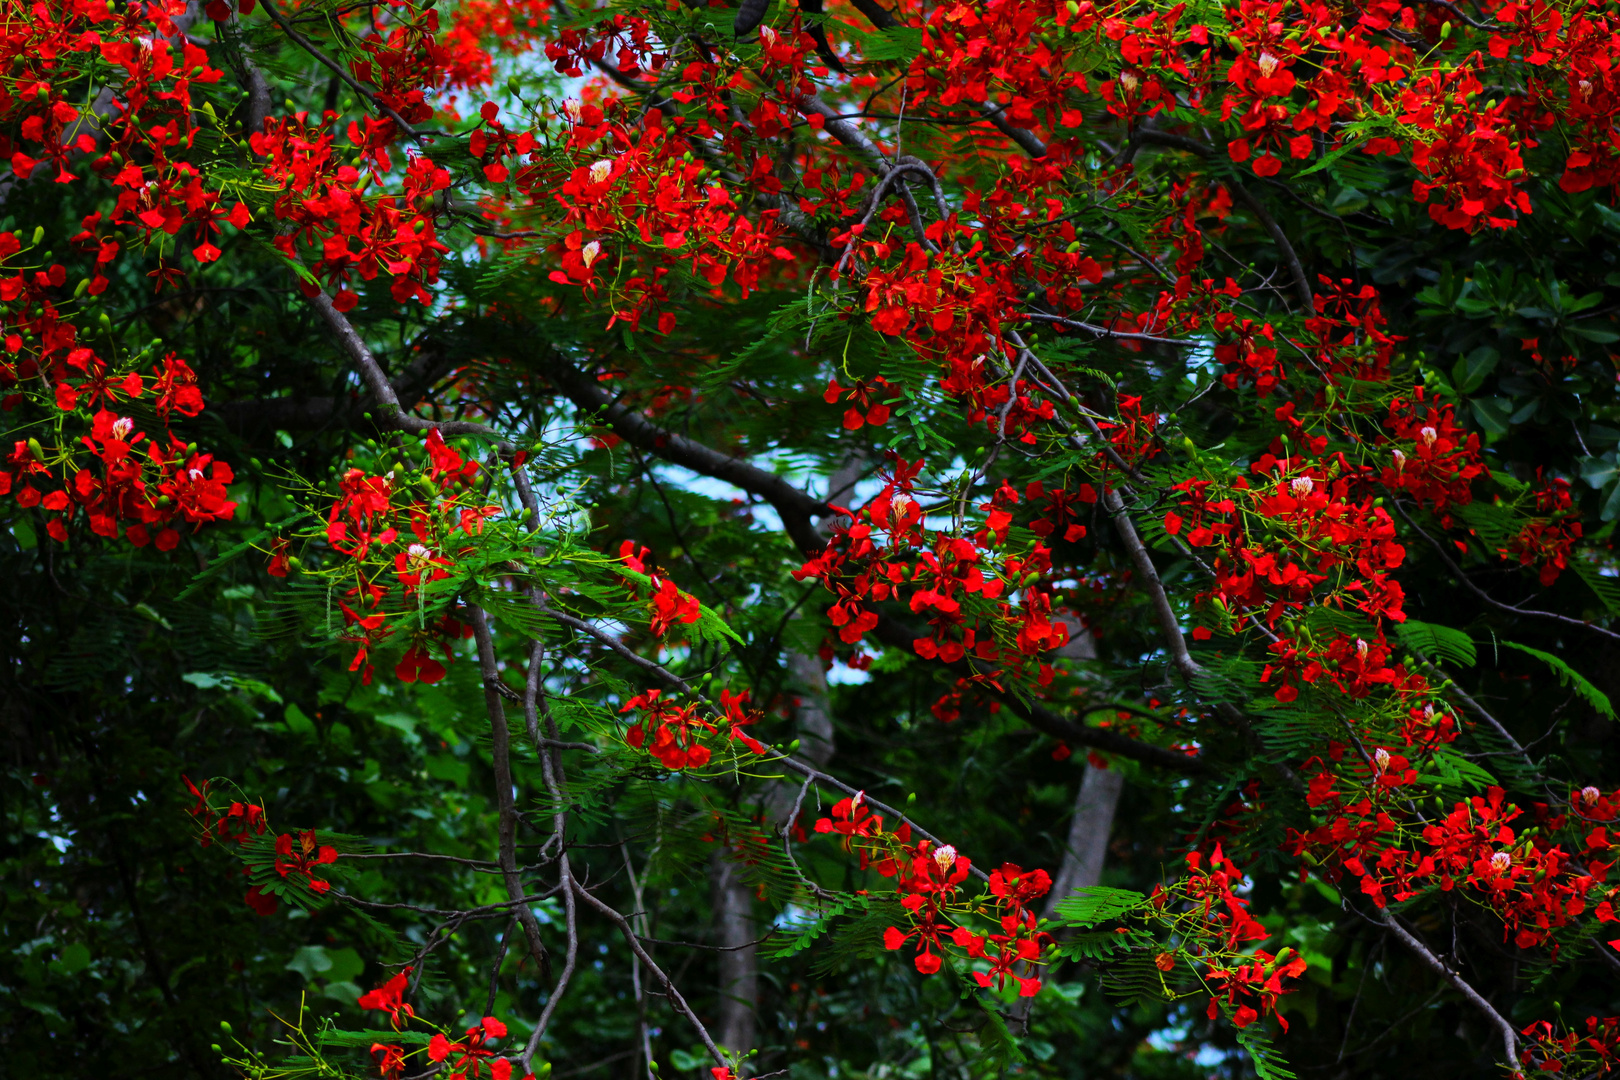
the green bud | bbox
[1066,240,1082,254]
[27,437,45,460]
[220,1021,233,1034]
[98,312,112,333]
[287,556,304,571]
[507,76,522,97]
[1065,0,1079,13]
[906,791,917,804]
[1228,34,1244,51]
[30,225,44,246]
[1439,19,1452,39]
[186,442,198,455]
[211,1044,223,1054]
[787,738,801,752]
[74,278,90,298]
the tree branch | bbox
[1394,500,1620,644]
[1377,908,1517,1069]
[540,355,832,555]
[468,608,554,990]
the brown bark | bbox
[710,854,760,1057]
[1045,623,1125,916]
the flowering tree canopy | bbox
[9,0,1620,1075]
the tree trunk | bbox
[710,853,759,1057]
[709,468,849,1062]
[1045,622,1125,916]
[1043,764,1125,915]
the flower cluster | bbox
[620,687,769,770]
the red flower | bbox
[358,969,416,1029]
[427,1017,511,1080]
[372,1043,407,1080]
[274,830,339,894]
[245,885,279,917]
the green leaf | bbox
[1049,886,1146,927]
[1234,1016,1297,1080]
[1394,620,1476,668]
[1502,641,1615,718]
[10,516,36,549]
[51,942,92,976]
[848,25,923,61]
[284,703,318,737]
[1470,396,1513,436]
[1294,138,1364,178]
[174,510,314,601]
[285,945,335,981]
[1573,558,1620,615]
[766,896,867,959]
[668,1048,707,1072]
[316,1029,435,1048]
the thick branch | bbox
[468,608,553,984]
[540,356,832,555]
[1102,487,1203,683]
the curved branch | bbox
[468,608,554,983]
[540,356,832,556]
[1378,909,1517,1069]
[1393,500,1620,644]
